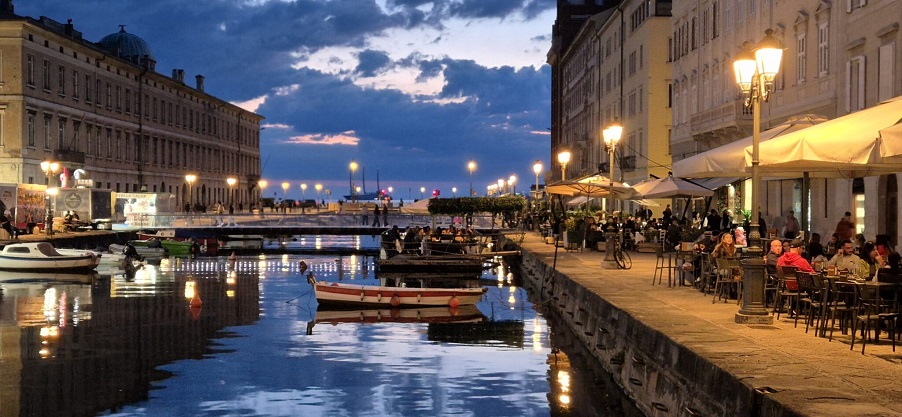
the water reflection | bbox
[0,253,643,416]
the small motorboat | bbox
[0,242,100,272]
[311,274,486,309]
[109,243,166,258]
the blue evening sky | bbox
[18,0,554,201]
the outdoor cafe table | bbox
[816,274,900,338]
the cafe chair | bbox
[796,272,824,331]
[712,257,742,304]
[699,252,717,295]
[773,266,800,321]
[653,247,676,287]
[850,283,897,354]
[826,280,857,342]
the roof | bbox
[98,26,153,64]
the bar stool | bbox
[653,247,675,286]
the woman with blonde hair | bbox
[711,232,738,259]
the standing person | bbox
[662,204,672,224]
[0,210,15,238]
[720,209,732,231]
[782,210,800,239]
[705,209,721,232]
[381,202,388,226]
[372,205,381,227]
[361,204,370,226]
[834,212,855,242]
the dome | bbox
[98,26,154,65]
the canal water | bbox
[0,236,643,417]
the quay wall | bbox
[511,242,802,417]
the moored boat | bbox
[217,235,264,251]
[376,254,488,274]
[0,242,100,272]
[312,277,486,309]
[314,305,485,325]
[109,243,167,258]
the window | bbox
[85,75,92,103]
[796,32,807,83]
[847,55,866,112]
[817,22,830,75]
[57,119,65,149]
[72,70,79,99]
[116,85,121,110]
[42,59,50,90]
[43,116,51,148]
[27,113,35,147]
[107,128,112,158]
[116,130,121,160]
[72,121,80,149]
[878,43,895,102]
[628,51,637,76]
[847,0,867,12]
[95,78,101,104]
[26,54,34,86]
[712,1,719,38]
[125,88,131,113]
[106,82,112,109]
[86,124,93,155]
[58,65,65,95]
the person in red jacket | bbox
[777,238,814,273]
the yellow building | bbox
[0,3,263,208]
[549,0,673,215]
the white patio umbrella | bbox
[879,121,902,163]
[671,115,827,179]
[545,174,636,199]
[747,96,902,178]
[634,175,714,199]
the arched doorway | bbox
[884,174,898,241]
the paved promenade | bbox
[516,231,902,417]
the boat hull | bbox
[376,255,486,274]
[0,243,100,272]
[314,282,485,308]
[314,305,484,325]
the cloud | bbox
[354,49,392,77]
[284,131,361,146]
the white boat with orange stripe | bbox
[310,274,486,308]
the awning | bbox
[633,175,714,199]
[747,96,902,178]
[629,199,661,207]
[671,115,827,179]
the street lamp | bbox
[349,160,358,202]
[185,173,197,209]
[258,179,268,212]
[452,187,457,197]
[533,160,543,200]
[315,183,323,202]
[40,159,61,236]
[733,29,782,324]
[497,178,505,195]
[467,161,476,196]
[281,181,289,199]
[300,183,308,200]
[226,177,237,207]
[420,186,425,199]
[508,175,517,195]
[602,122,623,269]
[557,151,571,181]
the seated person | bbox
[826,239,862,275]
[777,238,814,273]
[764,239,783,276]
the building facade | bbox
[549,0,673,214]
[671,0,902,241]
[0,3,263,210]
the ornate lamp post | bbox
[733,29,783,324]
[226,177,237,207]
[40,159,61,236]
[509,175,517,195]
[557,151,571,181]
[497,179,505,195]
[452,187,457,197]
[300,183,307,200]
[467,161,476,196]
[281,181,290,200]
[349,160,358,202]
[185,173,197,209]
[315,183,323,206]
[602,122,622,269]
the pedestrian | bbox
[381,202,388,226]
[782,210,800,239]
[361,204,370,225]
[372,205,381,227]
[834,211,855,242]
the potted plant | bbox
[563,215,584,248]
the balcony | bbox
[54,149,85,165]
[620,155,637,172]
[689,101,752,137]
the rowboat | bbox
[312,275,486,308]
[314,305,485,325]
[0,242,100,272]
[376,254,488,274]
[109,243,166,258]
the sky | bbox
[17,0,555,201]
